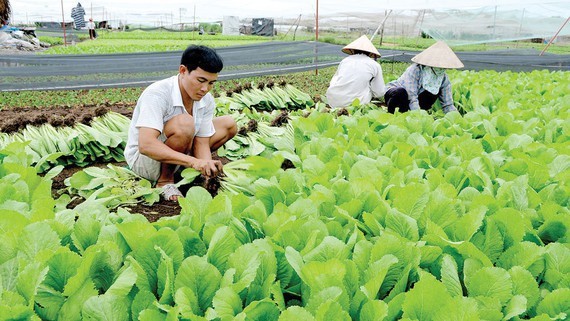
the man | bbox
[86,18,96,39]
[124,45,237,201]
[326,35,385,108]
[71,3,86,29]
[384,41,464,114]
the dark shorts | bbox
[384,87,438,113]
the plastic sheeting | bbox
[222,16,240,35]
[252,18,274,36]
[421,2,570,45]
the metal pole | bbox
[492,6,497,39]
[515,8,525,48]
[540,16,570,56]
[371,10,392,41]
[61,0,67,46]
[315,0,319,75]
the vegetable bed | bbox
[0,69,568,320]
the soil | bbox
[1,103,229,223]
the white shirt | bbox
[124,75,216,165]
[86,21,95,30]
[326,54,386,108]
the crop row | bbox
[0,69,568,320]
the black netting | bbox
[1,41,569,92]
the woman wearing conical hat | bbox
[326,35,386,108]
[384,41,463,114]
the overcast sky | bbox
[10,0,568,25]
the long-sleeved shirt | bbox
[386,63,457,113]
[326,54,385,108]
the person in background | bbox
[326,35,385,108]
[124,45,237,201]
[71,3,86,29]
[384,41,464,114]
[86,18,96,40]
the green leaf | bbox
[174,287,201,317]
[35,286,66,320]
[238,299,280,321]
[174,256,222,315]
[495,175,529,210]
[206,226,240,273]
[548,154,570,177]
[42,248,82,293]
[509,266,541,309]
[156,248,175,305]
[472,219,504,264]
[388,183,429,220]
[278,306,315,321]
[131,289,156,319]
[58,280,99,321]
[315,300,351,321]
[536,288,570,319]
[285,246,304,278]
[441,254,463,297]
[132,228,184,296]
[300,260,346,294]
[359,299,389,321]
[497,241,545,278]
[445,206,485,242]
[106,264,137,298]
[385,209,419,241]
[71,214,102,254]
[179,186,213,230]
[177,226,207,258]
[254,178,286,214]
[81,295,130,320]
[503,294,527,320]
[431,296,481,321]
[544,242,570,289]
[17,222,62,262]
[538,219,568,244]
[303,236,351,262]
[139,308,166,321]
[116,220,157,252]
[401,272,451,320]
[466,267,512,304]
[16,262,48,305]
[212,286,243,319]
[360,254,398,300]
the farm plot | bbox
[0,69,568,320]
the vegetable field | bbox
[0,68,568,320]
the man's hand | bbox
[191,158,223,177]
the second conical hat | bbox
[342,35,381,58]
[411,41,464,69]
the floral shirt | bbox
[386,63,457,113]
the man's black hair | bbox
[180,45,223,74]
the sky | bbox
[10,0,568,26]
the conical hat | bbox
[411,41,464,69]
[342,35,381,58]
